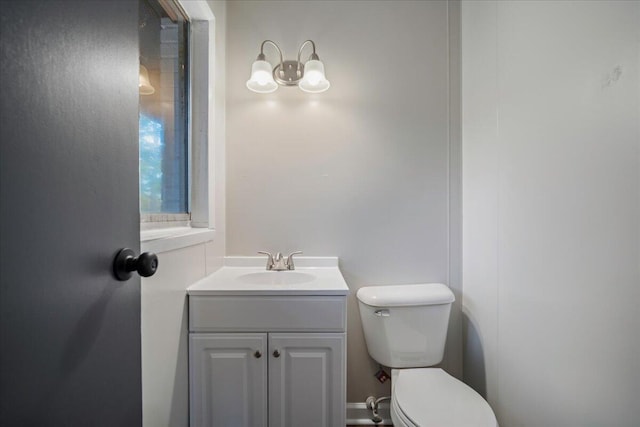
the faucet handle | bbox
[285,251,303,270]
[257,251,274,269]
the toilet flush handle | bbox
[374,309,390,317]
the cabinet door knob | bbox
[254,350,262,358]
[273,349,281,358]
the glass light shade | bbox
[299,59,330,93]
[246,59,278,93]
[139,65,155,95]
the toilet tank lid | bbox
[357,283,454,307]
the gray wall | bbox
[462,1,640,425]
[226,0,460,401]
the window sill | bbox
[141,226,215,254]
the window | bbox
[139,0,189,220]
[138,0,218,253]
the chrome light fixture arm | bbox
[296,40,319,73]
[259,40,285,78]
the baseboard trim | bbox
[346,402,392,425]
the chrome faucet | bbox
[258,251,302,271]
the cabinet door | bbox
[269,333,346,427]
[190,334,267,427]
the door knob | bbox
[254,350,262,358]
[113,248,158,281]
[273,349,281,358]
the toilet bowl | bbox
[390,368,497,427]
[356,283,497,427]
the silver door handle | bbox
[374,309,390,317]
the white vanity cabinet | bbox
[188,263,349,427]
[190,331,345,427]
[268,333,345,426]
[190,333,268,427]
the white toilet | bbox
[357,283,497,427]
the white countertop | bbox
[187,257,350,296]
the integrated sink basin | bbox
[187,256,349,296]
[237,271,315,285]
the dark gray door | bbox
[0,1,142,425]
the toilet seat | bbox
[391,368,497,427]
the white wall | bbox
[462,1,640,425]
[225,0,461,401]
[141,2,226,426]
[141,243,219,427]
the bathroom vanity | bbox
[187,257,349,427]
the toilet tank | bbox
[356,283,454,368]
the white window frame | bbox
[141,0,221,253]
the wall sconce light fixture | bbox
[246,40,330,94]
